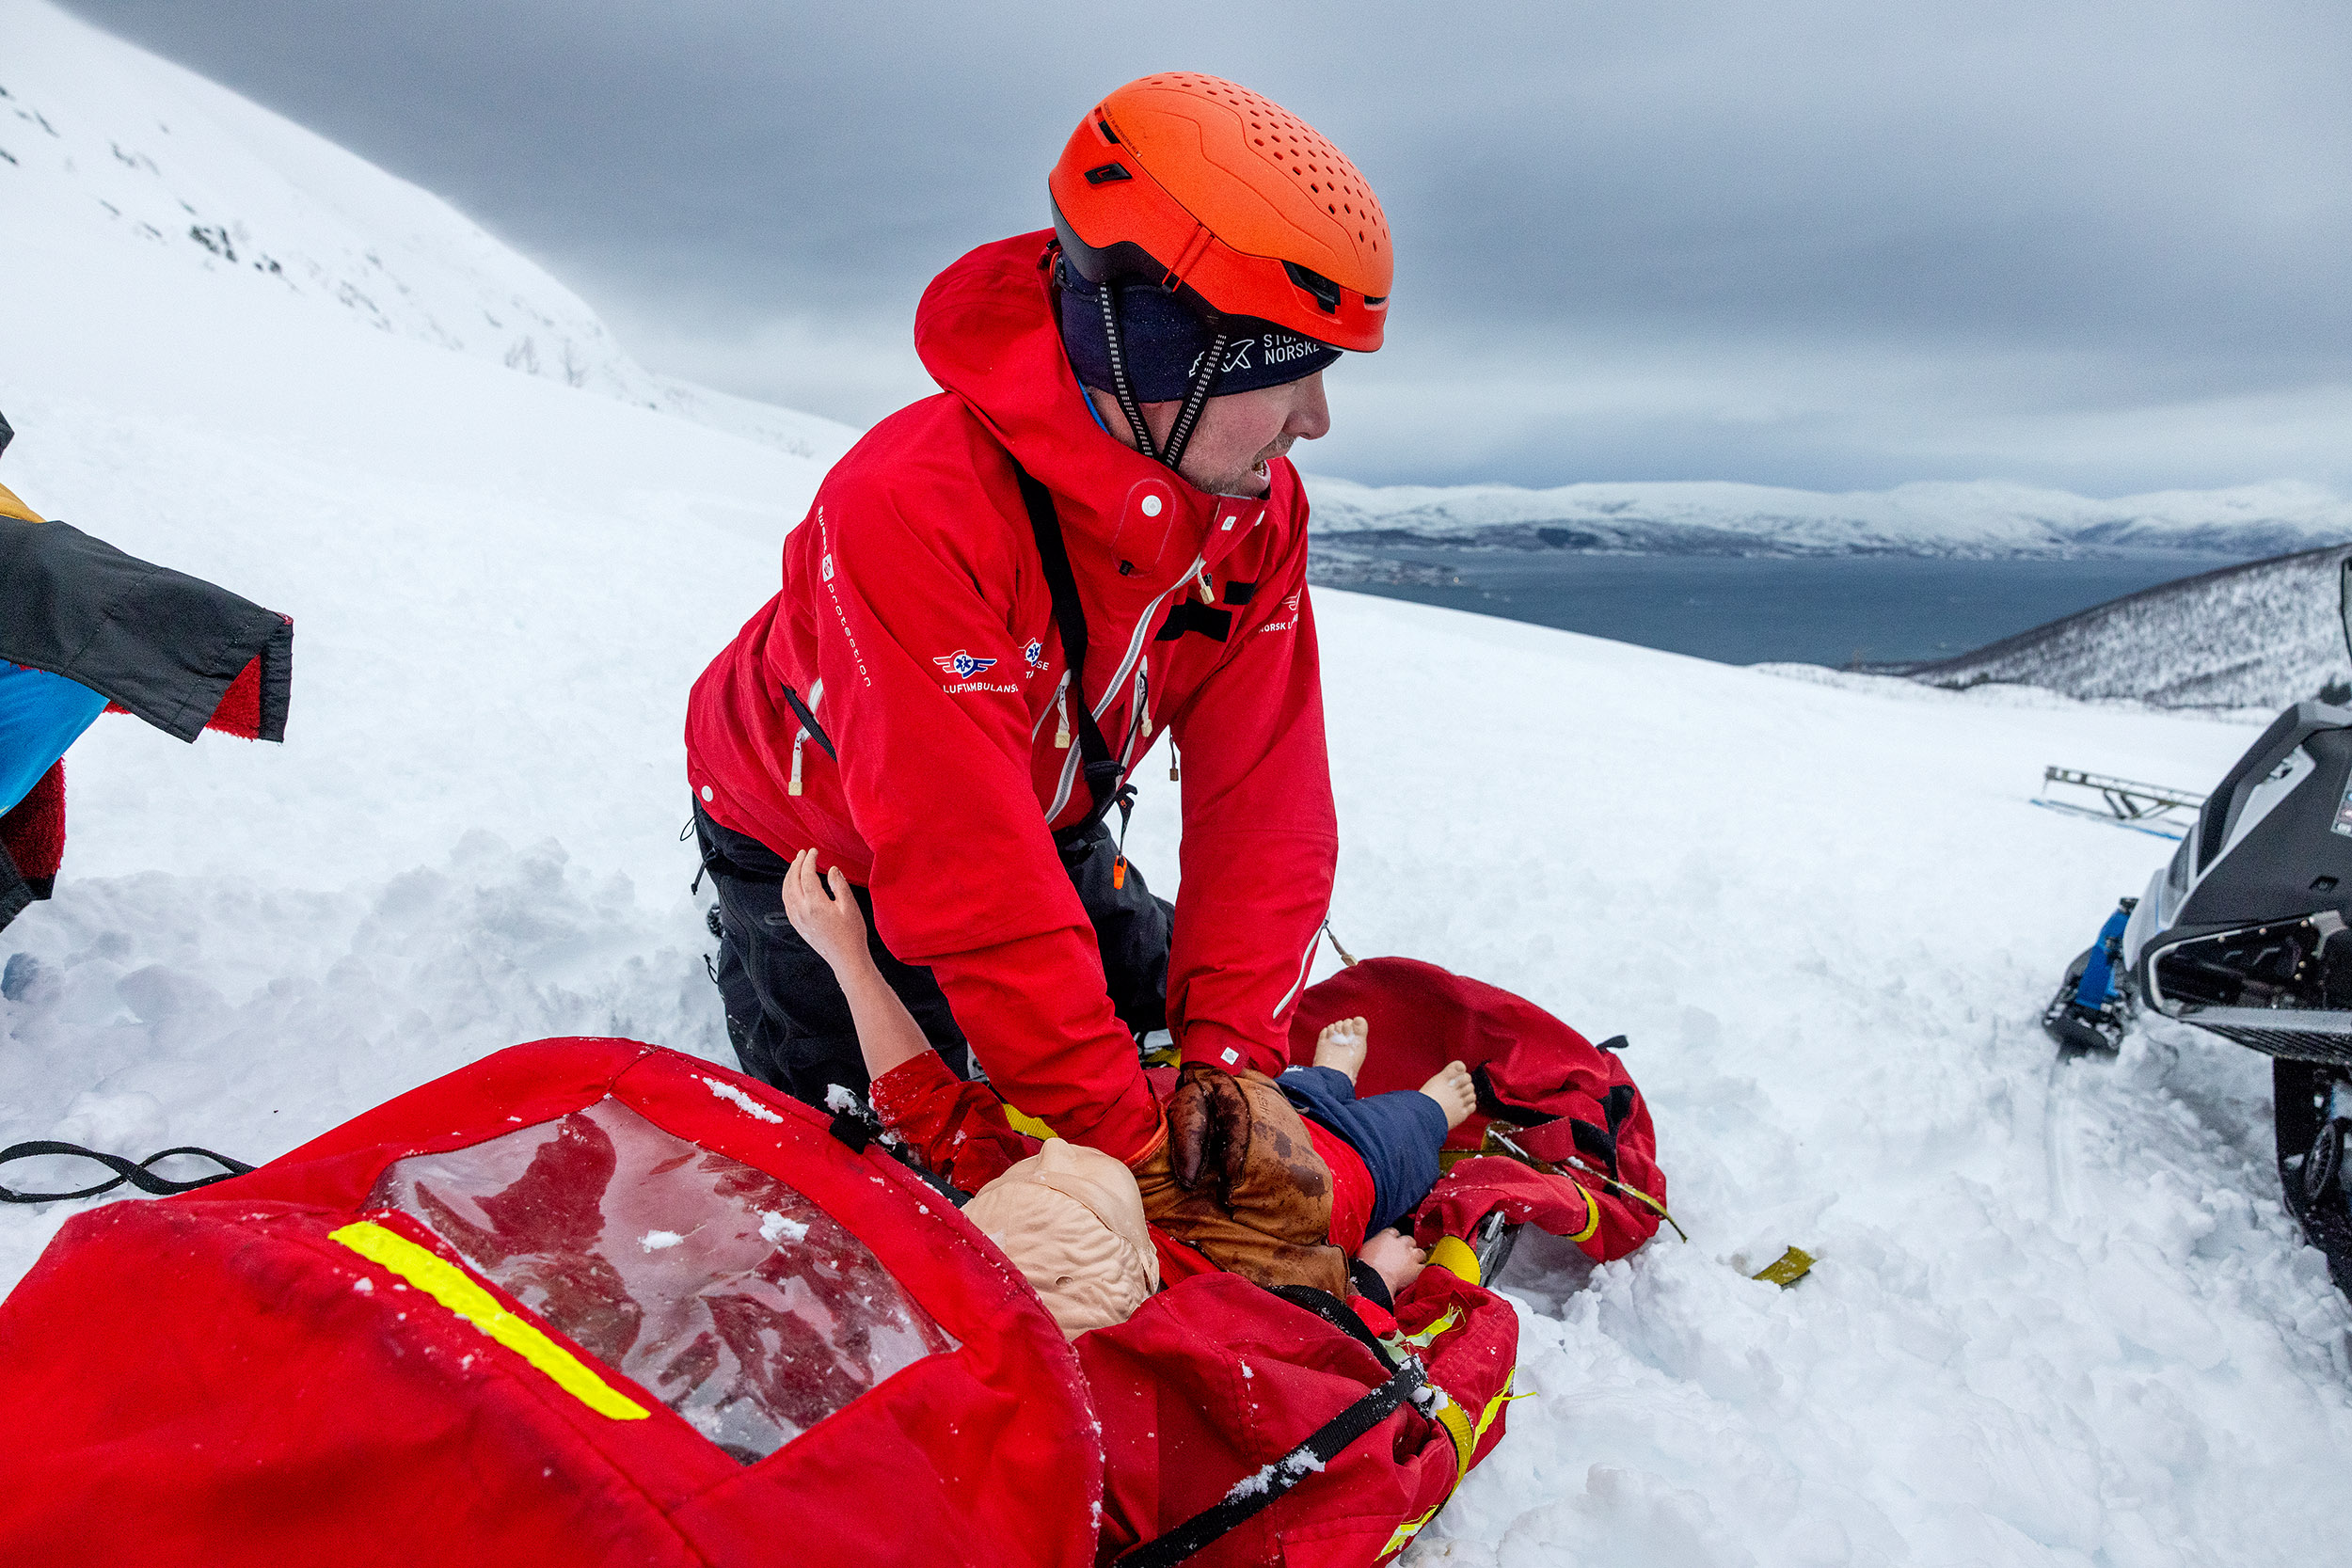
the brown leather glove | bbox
[1130,1061,1349,1296]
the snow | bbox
[1899,545,2352,710]
[703,1074,785,1124]
[1305,471,2352,560]
[6,8,2352,1564]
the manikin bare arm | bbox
[780,848,932,1083]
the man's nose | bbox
[1286,375,1331,440]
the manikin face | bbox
[1089,372,1332,499]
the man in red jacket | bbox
[685,72,1391,1185]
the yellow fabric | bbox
[1565,1180,1601,1244]
[1001,1103,1057,1141]
[1389,1305,1461,1354]
[329,1221,649,1421]
[1381,1503,1442,1559]
[1753,1245,1816,1288]
[0,481,42,524]
[1427,1234,1481,1285]
[1380,1370,1517,1556]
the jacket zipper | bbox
[1045,553,1204,821]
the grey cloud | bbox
[55,0,2352,491]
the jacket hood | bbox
[914,231,1295,565]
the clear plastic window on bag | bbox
[367,1096,959,1463]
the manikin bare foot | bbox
[1313,1016,1369,1084]
[1418,1060,1477,1132]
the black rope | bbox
[0,1141,254,1204]
[1111,1356,1428,1567]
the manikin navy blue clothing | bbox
[1278,1065,1449,1237]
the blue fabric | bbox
[0,662,105,815]
[1279,1064,1449,1237]
[1057,259,1342,403]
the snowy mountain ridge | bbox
[0,0,855,463]
[1887,543,2352,709]
[1302,471,2352,559]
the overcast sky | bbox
[56,0,2352,494]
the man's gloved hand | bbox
[1129,1061,1349,1296]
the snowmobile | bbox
[2043,556,2352,1291]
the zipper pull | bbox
[1112,784,1136,890]
[1168,738,1181,783]
[1054,674,1072,749]
[789,736,805,797]
[1195,564,1215,603]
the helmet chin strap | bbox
[1097,279,1227,476]
[1098,285,1160,463]
[1159,332,1229,475]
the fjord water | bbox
[1336,546,2251,665]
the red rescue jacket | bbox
[687,232,1339,1161]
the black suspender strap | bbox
[1109,1356,1430,1568]
[1009,456,1129,829]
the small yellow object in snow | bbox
[330,1221,649,1420]
[1753,1246,1816,1289]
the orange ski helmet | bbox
[1049,72,1391,355]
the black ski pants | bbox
[693,803,1173,1113]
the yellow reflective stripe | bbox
[0,482,42,524]
[330,1222,649,1421]
[1384,1370,1518,1556]
[1393,1305,1461,1351]
[1000,1103,1057,1141]
[1381,1503,1441,1558]
[1426,1234,1481,1285]
[1472,1369,1515,1446]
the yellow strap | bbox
[330,1222,649,1421]
[1381,1369,1518,1556]
[1432,1393,1478,1478]
[0,481,42,524]
[999,1103,1057,1141]
[1426,1234,1481,1286]
[1565,1180,1601,1244]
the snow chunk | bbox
[759,1211,809,1246]
[639,1230,685,1252]
[700,1075,783,1124]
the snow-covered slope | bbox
[0,0,857,462]
[1899,544,2352,709]
[6,15,2352,1567]
[1305,471,2352,560]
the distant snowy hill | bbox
[1303,472,2352,560]
[1888,544,2352,709]
[0,0,855,462]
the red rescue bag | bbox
[1289,957,1669,1261]
[0,1038,1098,1567]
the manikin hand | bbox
[781,847,873,981]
